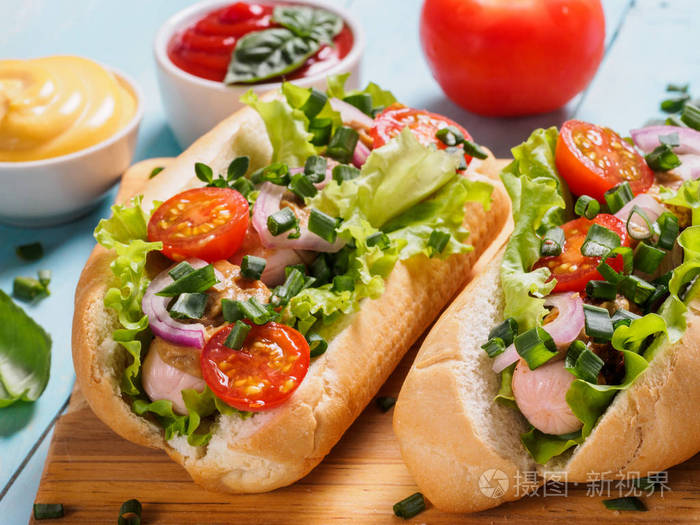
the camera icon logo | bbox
[479,469,509,498]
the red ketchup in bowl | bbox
[167,1,353,83]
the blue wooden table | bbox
[1,0,698,523]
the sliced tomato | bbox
[533,214,631,293]
[147,187,249,262]
[201,321,310,411]
[556,120,654,202]
[369,104,474,164]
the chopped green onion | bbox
[574,195,600,219]
[308,208,338,243]
[602,497,647,512]
[169,261,195,280]
[514,327,558,370]
[267,207,298,236]
[376,396,397,412]
[581,224,621,258]
[304,155,327,183]
[564,340,586,370]
[481,337,506,358]
[259,162,290,185]
[227,156,249,180]
[307,333,328,358]
[583,304,614,341]
[604,182,634,214]
[611,308,641,328]
[626,206,653,241]
[634,242,666,274]
[149,166,164,179]
[118,498,142,525]
[644,283,670,314]
[393,492,426,519]
[660,93,690,113]
[301,88,327,119]
[681,102,700,131]
[238,297,274,324]
[586,280,617,300]
[435,125,464,147]
[38,269,51,288]
[666,83,689,93]
[169,292,208,320]
[224,320,251,350]
[332,274,355,292]
[645,145,681,172]
[13,276,48,302]
[194,162,214,184]
[310,255,331,284]
[241,255,266,280]
[567,345,604,383]
[597,246,634,284]
[272,269,307,307]
[619,275,656,305]
[327,127,359,164]
[462,139,489,159]
[16,242,43,261]
[665,115,686,127]
[285,264,306,278]
[222,298,243,323]
[366,232,390,249]
[289,172,318,199]
[332,164,360,184]
[659,132,680,147]
[33,503,64,520]
[541,227,565,257]
[309,117,333,146]
[156,264,218,297]
[488,317,518,347]
[428,230,450,256]
[231,176,254,197]
[343,93,373,116]
[656,212,679,250]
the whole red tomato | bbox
[420,0,605,116]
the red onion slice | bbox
[543,293,585,351]
[329,97,374,129]
[492,344,519,374]
[353,140,371,168]
[675,154,700,180]
[631,125,700,155]
[614,193,666,237]
[252,182,345,252]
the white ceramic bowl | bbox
[0,68,144,227]
[154,0,364,149]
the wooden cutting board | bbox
[31,159,700,524]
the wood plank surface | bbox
[30,158,700,523]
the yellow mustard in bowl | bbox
[0,56,136,162]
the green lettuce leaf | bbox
[326,73,397,110]
[281,82,343,135]
[0,290,52,407]
[660,179,700,225]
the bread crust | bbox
[394,248,700,512]
[71,98,511,493]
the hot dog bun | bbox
[393,249,700,512]
[72,92,512,493]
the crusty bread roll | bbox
[72,94,512,493]
[394,249,700,513]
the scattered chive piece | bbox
[619,275,656,305]
[225,320,251,350]
[488,317,518,347]
[307,333,328,358]
[514,327,557,370]
[568,346,604,383]
[169,292,208,320]
[221,298,243,323]
[366,232,390,249]
[541,227,565,257]
[586,280,617,301]
[660,93,690,113]
[301,88,328,119]
[666,83,689,93]
[656,212,679,250]
[428,230,450,256]
[227,156,250,180]
[332,164,360,184]
[343,93,373,116]
[310,255,331,284]
[665,115,686,127]
[327,126,359,164]
[376,396,397,412]
[267,208,298,236]
[575,195,600,219]
[481,337,506,358]
[645,145,681,172]
[603,496,648,512]
[15,242,43,261]
[259,162,290,185]
[435,125,464,147]
[33,503,64,520]
[272,269,306,307]
[604,182,634,214]
[13,276,48,302]
[611,308,641,328]
[289,172,318,199]
[581,224,621,258]
[332,274,355,292]
[634,242,666,274]
[644,283,670,314]
[38,269,51,288]
[237,297,274,324]
[393,492,426,519]
[626,206,653,241]
[308,208,338,243]
[149,166,165,179]
[309,117,333,146]
[597,246,634,281]
[681,102,700,131]
[156,264,218,297]
[241,255,266,280]
[168,261,195,281]
[118,498,143,525]
[564,340,586,370]
[304,155,327,183]
[194,162,214,184]
[231,176,254,197]
[462,139,489,159]
[583,304,614,342]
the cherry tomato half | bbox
[556,120,654,202]
[420,0,605,116]
[201,321,310,412]
[533,214,631,293]
[148,187,249,262]
[369,104,474,164]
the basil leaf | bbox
[273,6,342,43]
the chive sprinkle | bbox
[393,492,426,519]
[376,396,397,412]
[15,242,44,261]
[33,503,64,520]
[118,498,142,525]
[603,496,648,512]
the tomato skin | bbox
[201,321,310,412]
[556,120,654,202]
[420,0,605,116]
[534,214,631,293]
[370,104,474,163]
[148,187,249,262]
